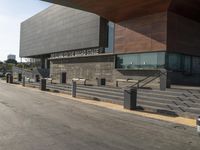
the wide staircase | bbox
[13,66,50,79]
[33,68,50,78]
[26,82,200,118]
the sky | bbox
[0,0,51,62]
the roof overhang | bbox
[42,0,200,22]
[42,0,172,22]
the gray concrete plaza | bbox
[0,82,199,150]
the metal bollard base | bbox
[124,87,137,110]
[41,79,47,91]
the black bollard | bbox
[35,75,40,82]
[9,75,13,84]
[6,74,9,83]
[124,87,137,110]
[22,76,26,87]
[18,73,22,82]
[40,79,46,91]
[72,81,77,97]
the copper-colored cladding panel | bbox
[43,0,171,22]
[115,13,167,54]
[167,12,200,56]
[43,0,200,22]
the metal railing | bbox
[130,69,167,89]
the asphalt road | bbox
[0,82,199,150]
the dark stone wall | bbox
[50,55,115,83]
[168,72,200,86]
[50,55,160,87]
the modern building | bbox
[20,1,200,86]
[7,54,16,60]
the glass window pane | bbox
[105,22,114,53]
[116,52,166,69]
[184,56,191,73]
[140,53,157,69]
[167,53,181,71]
[157,52,165,68]
[192,57,200,74]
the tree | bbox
[5,59,17,64]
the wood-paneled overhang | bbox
[42,0,172,22]
[43,0,200,22]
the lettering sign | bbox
[51,48,104,59]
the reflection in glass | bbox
[116,52,165,69]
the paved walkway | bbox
[0,81,200,150]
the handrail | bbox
[139,72,161,88]
[130,71,160,88]
[129,70,167,89]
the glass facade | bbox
[116,52,165,69]
[116,52,200,74]
[166,53,193,73]
[192,57,200,74]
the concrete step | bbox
[76,89,123,101]
[24,82,200,117]
[138,93,200,104]
[77,87,123,97]
[138,90,200,102]
[168,88,200,95]
[52,83,123,92]
[138,95,200,109]
[138,100,200,115]
[76,92,123,105]
[138,104,198,119]
[140,89,185,96]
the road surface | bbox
[0,81,199,150]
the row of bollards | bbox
[20,76,137,109]
[9,74,200,136]
[20,77,77,97]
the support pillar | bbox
[160,69,167,91]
